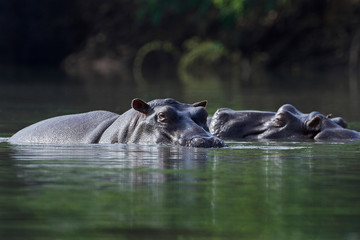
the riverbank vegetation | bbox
[1,0,359,82]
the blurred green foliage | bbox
[135,0,289,27]
[179,37,227,72]
[213,0,245,27]
[136,0,212,26]
[1,0,360,76]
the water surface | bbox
[1,68,360,239]
[1,140,359,240]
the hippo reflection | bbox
[209,104,360,141]
[9,98,225,148]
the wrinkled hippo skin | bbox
[9,98,225,148]
[209,104,360,141]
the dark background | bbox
[1,0,360,78]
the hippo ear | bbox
[306,116,322,131]
[192,100,208,108]
[132,98,151,114]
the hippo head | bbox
[209,104,359,141]
[129,98,225,148]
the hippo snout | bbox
[189,136,225,148]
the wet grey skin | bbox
[209,104,360,141]
[9,98,225,148]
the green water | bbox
[0,68,360,239]
[1,141,359,240]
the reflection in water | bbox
[1,140,360,239]
[9,143,213,186]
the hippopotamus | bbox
[209,104,360,141]
[9,98,225,148]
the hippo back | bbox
[9,111,119,144]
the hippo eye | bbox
[273,113,286,127]
[157,112,167,123]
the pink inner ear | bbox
[193,100,208,108]
[307,116,322,131]
[131,98,149,114]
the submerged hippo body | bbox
[209,104,360,141]
[9,98,225,148]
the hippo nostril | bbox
[213,138,226,148]
[189,137,225,148]
[190,138,208,147]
